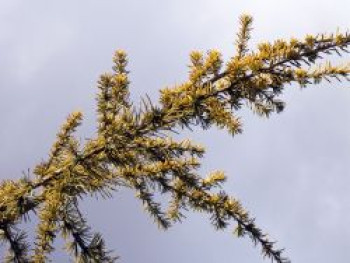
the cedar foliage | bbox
[1,14,349,263]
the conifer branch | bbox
[1,14,349,263]
[0,224,30,263]
[235,14,253,58]
[62,199,118,262]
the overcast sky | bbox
[0,1,350,262]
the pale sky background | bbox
[0,1,350,262]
